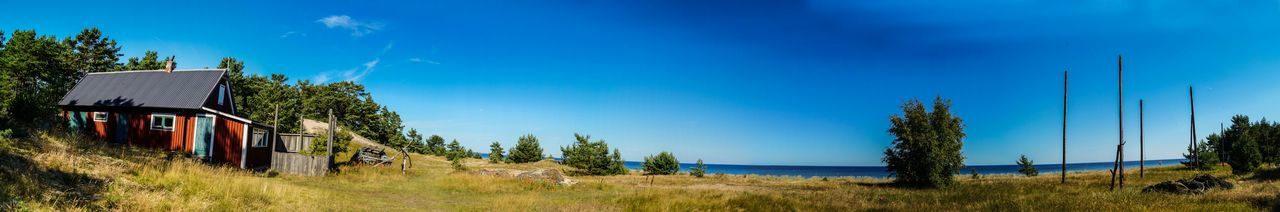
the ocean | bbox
[622,159,1187,178]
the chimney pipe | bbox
[164,56,176,73]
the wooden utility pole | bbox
[328,109,336,170]
[1062,70,1068,184]
[1112,55,1125,190]
[1190,86,1197,168]
[1140,99,1145,178]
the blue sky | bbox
[6,1,1280,166]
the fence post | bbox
[328,109,335,170]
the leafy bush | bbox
[509,134,544,163]
[610,148,627,175]
[451,157,467,171]
[426,135,446,156]
[561,133,626,175]
[883,97,966,187]
[691,159,707,178]
[643,151,679,175]
[1224,115,1263,174]
[1016,154,1038,177]
[446,139,465,161]
[306,128,352,156]
[489,142,505,163]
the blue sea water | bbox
[622,159,1187,178]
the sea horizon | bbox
[621,159,1187,178]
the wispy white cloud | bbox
[312,58,380,83]
[317,15,383,37]
[280,31,307,38]
[408,57,441,64]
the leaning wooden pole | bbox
[1140,99,1145,178]
[1062,70,1068,184]
[1190,86,1197,169]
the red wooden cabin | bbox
[58,65,275,170]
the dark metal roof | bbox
[58,69,226,110]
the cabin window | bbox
[150,113,175,131]
[217,84,226,106]
[93,112,108,122]
[251,129,270,148]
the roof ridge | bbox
[85,69,228,75]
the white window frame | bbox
[93,112,108,122]
[150,113,176,131]
[218,84,226,106]
[251,129,270,148]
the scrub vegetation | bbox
[5,129,1280,211]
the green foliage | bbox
[62,28,120,73]
[560,133,625,175]
[610,148,627,175]
[426,135,446,156]
[1223,115,1263,174]
[306,128,353,156]
[883,97,966,188]
[643,151,679,175]
[118,50,165,70]
[405,129,427,154]
[298,81,404,146]
[1016,154,1038,177]
[969,168,980,180]
[489,142,505,163]
[691,159,707,178]
[446,139,464,161]
[0,29,80,129]
[451,157,467,171]
[509,134,544,163]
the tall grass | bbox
[3,129,1279,211]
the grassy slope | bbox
[3,130,1279,211]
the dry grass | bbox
[3,129,1279,211]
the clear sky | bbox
[6,1,1280,166]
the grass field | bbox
[3,129,1280,211]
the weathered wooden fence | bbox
[271,151,330,176]
[270,133,329,176]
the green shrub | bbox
[883,97,965,188]
[509,134,544,163]
[489,142,505,163]
[306,128,352,156]
[561,133,626,175]
[426,135,446,156]
[1016,154,1038,177]
[691,159,707,178]
[643,151,679,175]
[451,157,467,171]
[610,148,627,175]
[1225,115,1263,174]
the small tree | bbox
[969,168,980,180]
[883,97,966,187]
[1016,154,1038,177]
[643,151,680,175]
[1225,115,1263,174]
[451,157,467,171]
[427,135,446,156]
[489,141,505,163]
[691,159,707,178]
[561,133,623,175]
[509,134,544,163]
[446,139,464,161]
[609,148,627,175]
